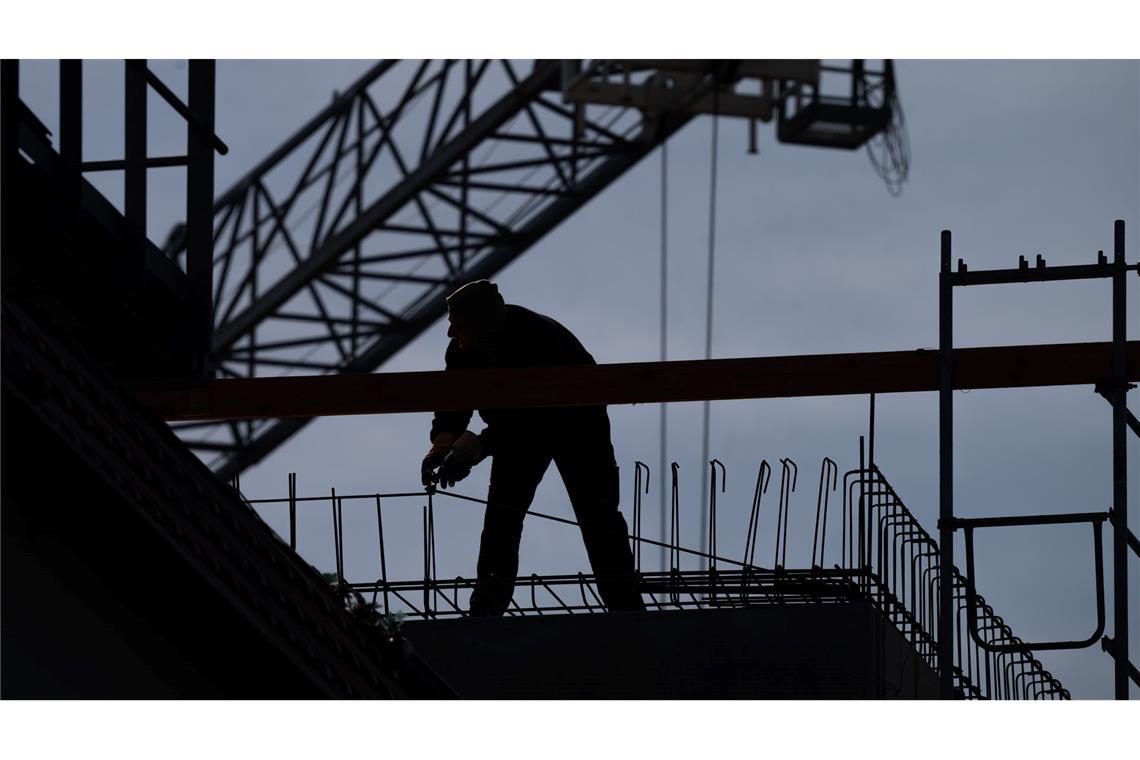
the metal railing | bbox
[237,454,1068,699]
[848,466,1070,699]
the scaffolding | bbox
[937,220,1138,699]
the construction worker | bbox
[421,280,645,617]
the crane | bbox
[169,59,907,479]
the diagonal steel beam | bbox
[185,60,895,478]
[212,62,563,353]
[201,109,692,479]
[212,61,396,211]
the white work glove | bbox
[436,431,484,489]
[422,432,458,487]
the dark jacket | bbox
[429,305,608,452]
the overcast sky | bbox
[19,59,1139,698]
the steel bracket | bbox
[950,512,1109,653]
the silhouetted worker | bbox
[421,280,645,617]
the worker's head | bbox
[446,280,506,350]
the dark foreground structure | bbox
[2,59,1134,699]
[404,604,939,699]
[2,296,452,697]
[1,60,450,698]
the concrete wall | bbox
[403,602,939,699]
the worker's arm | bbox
[428,339,476,441]
[423,339,481,487]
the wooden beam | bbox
[139,341,1140,422]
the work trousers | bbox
[468,416,645,617]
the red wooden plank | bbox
[138,341,1140,422]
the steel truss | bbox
[171,59,896,480]
[173,59,702,477]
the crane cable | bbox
[658,136,669,572]
[698,83,720,567]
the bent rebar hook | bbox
[670,462,681,605]
[812,457,838,569]
[774,458,798,569]
[741,460,771,602]
[633,461,650,573]
[707,459,726,574]
[743,460,771,570]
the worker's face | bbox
[447,312,487,351]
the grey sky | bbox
[17,59,1139,698]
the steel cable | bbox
[698,83,720,564]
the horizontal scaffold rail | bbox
[140,340,1139,422]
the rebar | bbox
[245,460,1066,699]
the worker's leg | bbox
[554,420,645,613]
[468,443,551,617]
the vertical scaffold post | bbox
[58,61,82,219]
[938,229,955,699]
[869,392,876,472]
[1111,219,1129,700]
[288,472,297,550]
[0,61,15,259]
[124,60,147,285]
[187,59,217,375]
